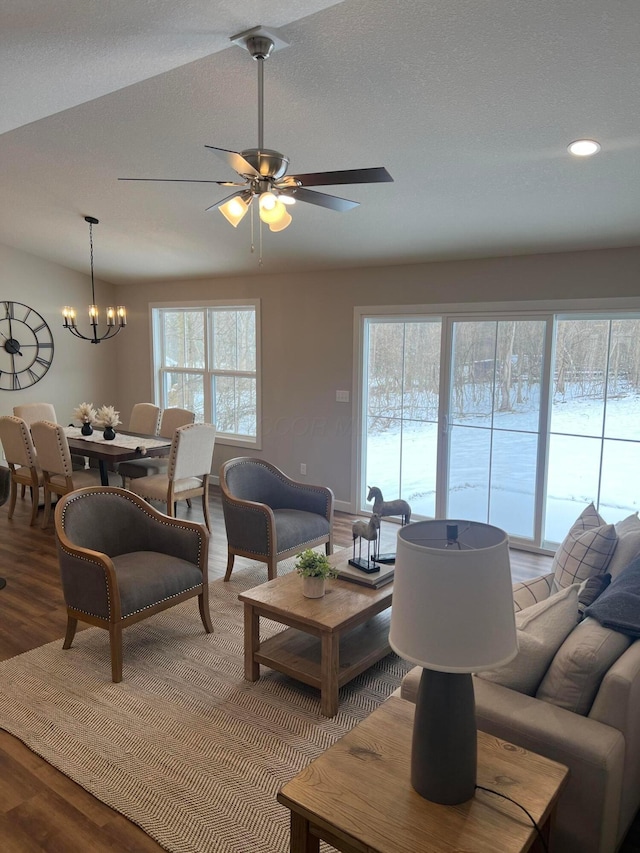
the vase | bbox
[103,426,116,441]
[302,576,325,599]
[81,421,93,436]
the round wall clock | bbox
[0,301,54,391]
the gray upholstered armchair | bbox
[220,457,334,581]
[54,486,212,682]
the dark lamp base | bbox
[411,668,477,805]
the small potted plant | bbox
[95,404,122,441]
[73,402,97,436]
[295,549,338,599]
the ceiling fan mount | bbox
[119,25,393,233]
[239,148,290,181]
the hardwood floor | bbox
[0,490,637,852]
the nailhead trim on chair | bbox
[233,458,332,518]
[60,490,205,563]
[59,490,207,618]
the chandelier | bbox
[62,216,126,343]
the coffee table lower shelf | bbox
[256,611,392,692]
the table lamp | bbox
[389,519,517,805]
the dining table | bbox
[65,427,173,486]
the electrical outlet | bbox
[300,463,307,475]
[336,390,350,403]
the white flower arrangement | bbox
[72,402,97,424]
[95,405,122,429]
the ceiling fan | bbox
[119,26,393,233]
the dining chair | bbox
[30,420,112,528]
[128,403,161,435]
[0,415,43,525]
[55,486,212,682]
[87,402,161,475]
[13,402,57,425]
[127,423,216,531]
[15,402,86,473]
[118,407,196,487]
[220,457,334,581]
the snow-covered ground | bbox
[364,388,640,545]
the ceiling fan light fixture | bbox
[219,195,251,227]
[258,191,278,211]
[259,198,288,225]
[269,211,292,232]
[280,194,296,205]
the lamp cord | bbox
[475,785,549,852]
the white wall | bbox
[0,243,118,427]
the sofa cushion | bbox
[585,555,640,637]
[551,503,617,592]
[476,583,580,695]
[607,513,640,581]
[536,617,632,715]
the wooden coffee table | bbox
[238,552,393,717]
[278,696,569,853]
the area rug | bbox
[0,558,410,853]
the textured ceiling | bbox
[1,0,639,285]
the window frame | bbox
[150,299,261,449]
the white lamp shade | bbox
[389,520,518,673]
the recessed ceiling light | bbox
[568,139,601,157]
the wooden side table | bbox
[278,696,568,853]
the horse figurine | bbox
[352,513,381,562]
[366,486,411,526]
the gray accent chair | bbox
[55,486,213,682]
[220,457,334,581]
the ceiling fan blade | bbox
[282,187,360,212]
[118,178,244,185]
[287,166,393,187]
[204,146,260,178]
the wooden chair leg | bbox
[29,485,39,526]
[267,556,278,580]
[186,498,192,508]
[7,479,17,520]
[198,592,213,633]
[202,491,211,532]
[224,551,235,581]
[109,623,123,683]
[41,486,52,529]
[20,484,26,500]
[62,615,78,649]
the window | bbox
[152,301,260,446]
[359,308,640,549]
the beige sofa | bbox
[399,508,640,853]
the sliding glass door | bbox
[361,319,441,517]
[360,310,640,549]
[446,318,547,540]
